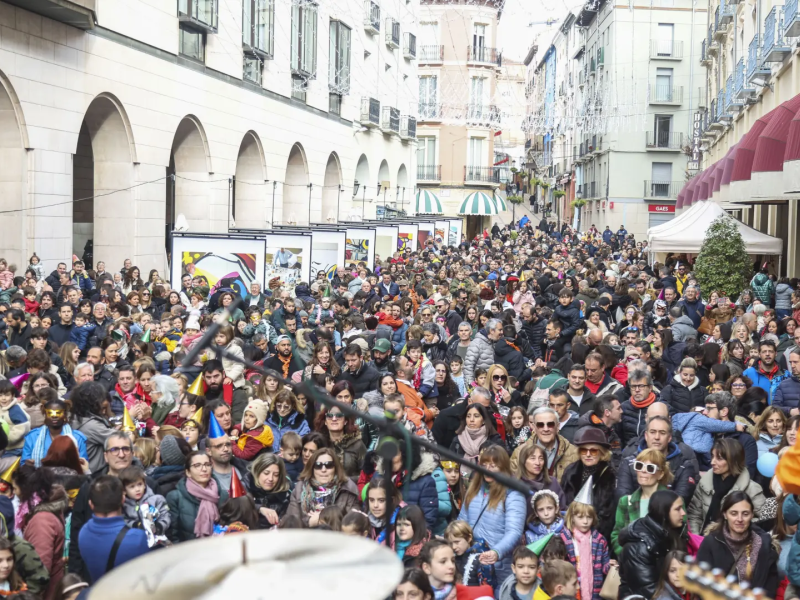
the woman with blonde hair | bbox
[485,364,521,410]
[457,445,526,584]
[266,388,310,452]
[243,453,292,529]
[255,371,285,405]
[754,406,786,455]
[134,437,158,473]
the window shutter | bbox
[341,25,351,93]
[291,3,300,71]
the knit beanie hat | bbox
[160,436,185,467]
[242,399,268,430]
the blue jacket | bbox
[602,230,613,243]
[22,426,88,466]
[378,281,400,298]
[71,271,94,295]
[743,362,785,399]
[458,485,526,566]
[78,515,150,584]
[431,467,453,536]
[392,321,409,354]
[70,323,97,351]
[677,298,705,329]
[773,374,800,415]
[553,299,582,339]
[266,410,311,453]
[402,454,441,532]
[672,412,737,454]
[783,493,800,587]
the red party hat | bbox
[229,467,246,499]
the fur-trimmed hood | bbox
[411,452,438,481]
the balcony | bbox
[720,0,734,25]
[734,57,756,100]
[649,83,683,105]
[386,18,400,48]
[644,180,682,199]
[3,0,96,29]
[700,39,712,66]
[364,0,380,35]
[418,45,444,63]
[400,115,416,140]
[403,33,417,59]
[468,46,500,65]
[417,165,441,182]
[707,25,719,55]
[762,7,791,63]
[651,39,683,60]
[714,6,728,39]
[717,87,731,123]
[466,104,501,126]
[418,102,442,121]
[178,0,218,33]
[361,97,380,127]
[381,106,400,134]
[464,166,500,184]
[748,35,771,85]
[725,74,743,113]
[786,0,800,37]
[646,131,684,150]
[597,47,605,68]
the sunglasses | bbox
[633,460,660,474]
[578,447,601,457]
[314,461,335,470]
[535,421,556,429]
[326,413,344,420]
[492,374,507,381]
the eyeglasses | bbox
[633,460,660,474]
[629,384,650,390]
[211,442,232,449]
[578,447,601,457]
[314,461,335,470]
[326,413,345,420]
[535,421,556,429]
[191,462,212,470]
[107,446,132,456]
[492,374,507,381]
[731,383,747,388]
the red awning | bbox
[699,165,712,201]
[680,176,697,208]
[676,190,685,209]
[784,96,800,162]
[713,150,731,192]
[692,169,709,204]
[753,95,800,172]
[731,108,779,182]
[721,144,739,186]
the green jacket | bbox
[166,475,229,543]
[611,485,667,556]
[14,538,49,595]
[449,277,476,295]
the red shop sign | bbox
[648,204,676,213]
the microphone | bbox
[180,295,243,369]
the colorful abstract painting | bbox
[345,238,369,262]
[181,251,257,296]
[398,233,413,251]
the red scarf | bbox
[631,391,656,410]
[758,361,780,380]
[411,358,424,389]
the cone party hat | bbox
[574,475,594,505]
[140,329,151,343]
[188,374,207,396]
[229,467,246,499]
[190,407,203,426]
[527,532,553,556]
[8,372,29,391]
[208,413,225,439]
[122,406,137,433]
[0,457,20,485]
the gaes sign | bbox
[648,204,676,213]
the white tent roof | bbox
[648,201,783,255]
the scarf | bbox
[631,390,656,410]
[14,493,41,532]
[432,584,454,600]
[299,478,341,514]
[722,525,761,581]
[278,353,292,378]
[581,464,598,486]
[31,425,77,467]
[373,506,400,545]
[185,477,220,538]
[703,473,738,533]
[573,528,594,600]
[411,357,425,390]
[457,427,488,463]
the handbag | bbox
[698,315,716,336]
[599,565,620,600]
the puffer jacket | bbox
[616,437,699,507]
[671,315,698,343]
[493,337,531,382]
[687,469,766,534]
[560,461,617,544]
[672,411,737,454]
[431,467,453,536]
[266,410,311,453]
[166,475,229,542]
[401,452,442,531]
[458,485,527,583]
[518,317,546,360]
[463,329,495,384]
[553,299,583,339]
[750,273,775,304]
[776,283,794,310]
[70,413,116,475]
[619,515,674,599]
[618,391,661,448]
[782,493,800,588]
[773,374,800,415]
[659,374,707,414]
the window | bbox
[656,23,674,56]
[329,20,351,94]
[473,24,486,51]
[654,115,672,147]
[291,1,318,77]
[468,137,485,168]
[417,137,436,166]
[243,0,274,58]
[419,76,438,117]
[651,162,673,196]
[179,27,205,61]
[244,56,262,84]
[469,76,485,117]
[178,0,218,32]
[655,67,673,101]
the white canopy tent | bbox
[647,201,783,256]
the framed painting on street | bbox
[417,222,435,250]
[375,226,399,261]
[310,230,346,281]
[344,227,376,271]
[448,219,463,247]
[396,224,418,253]
[264,233,311,292]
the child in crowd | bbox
[216,494,259,535]
[498,545,541,600]
[341,510,370,537]
[560,503,611,600]
[525,490,565,546]
[449,356,467,397]
[441,461,465,523]
[420,540,457,600]
[119,466,170,547]
[317,505,346,531]
[554,289,582,340]
[27,253,45,281]
[69,313,97,353]
[406,340,437,405]
[0,260,14,291]
[366,477,404,545]
[537,559,578,600]
[233,400,274,461]
[395,505,431,566]
[279,431,303,482]
[505,406,532,455]
[0,380,30,457]
[470,368,488,392]
[22,287,39,315]
[444,520,495,588]
[0,537,28,596]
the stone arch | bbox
[167,116,213,235]
[73,93,138,269]
[397,164,409,212]
[0,70,28,267]
[282,143,309,225]
[377,159,391,212]
[352,154,370,218]
[233,131,267,226]
[321,152,342,222]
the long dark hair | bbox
[432,360,458,396]
[652,550,688,600]
[647,489,687,551]
[394,568,434,600]
[455,403,497,436]
[707,490,755,534]
[396,505,429,545]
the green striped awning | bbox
[458,191,498,216]
[492,193,508,212]
[415,189,443,215]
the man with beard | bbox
[201,360,249,424]
[518,303,545,361]
[337,343,380,398]
[264,337,302,385]
[371,338,393,374]
[37,291,58,321]
[205,426,244,493]
[436,297,462,335]
[743,339,783,398]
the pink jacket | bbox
[0,270,13,290]
[512,290,536,315]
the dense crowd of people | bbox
[0,217,797,600]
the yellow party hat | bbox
[191,406,203,425]
[188,374,207,396]
[0,457,20,484]
[122,406,137,433]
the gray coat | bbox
[671,315,698,343]
[70,414,117,474]
[463,331,496,384]
[123,485,171,535]
[776,283,794,310]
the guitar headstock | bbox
[680,555,770,600]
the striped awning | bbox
[459,191,498,215]
[492,192,508,212]
[415,189,443,215]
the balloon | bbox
[757,452,779,478]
